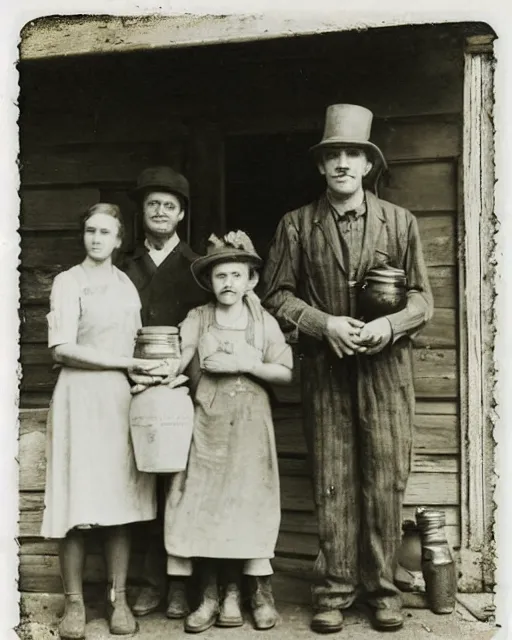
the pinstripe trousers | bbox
[300,340,415,610]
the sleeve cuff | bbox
[297,307,330,340]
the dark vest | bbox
[118,241,208,327]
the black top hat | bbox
[132,166,190,203]
[310,104,387,172]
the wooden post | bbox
[186,121,225,252]
[459,33,496,592]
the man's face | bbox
[318,146,373,198]
[142,191,185,237]
[210,261,257,307]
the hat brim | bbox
[191,250,263,292]
[310,139,388,172]
[130,184,189,203]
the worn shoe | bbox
[166,579,189,619]
[217,582,243,628]
[107,590,138,636]
[249,576,278,630]
[310,609,344,634]
[185,563,219,633]
[59,596,86,640]
[185,598,219,634]
[368,601,404,632]
[132,585,162,617]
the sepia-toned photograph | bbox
[5,9,507,639]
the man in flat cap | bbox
[262,104,433,633]
[120,165,207,619]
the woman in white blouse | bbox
[41,203,165,639]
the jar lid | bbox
[138,326,179,335]
[365,267,406,284]
[416,507,446,528]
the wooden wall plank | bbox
[275,525,460,559]
[280,506,459,536]
[428,266,457,308]
[21,143,184,186]
[20,108,189,147]
[372,118,460,162]
[380,162,457,212]
[413,349,457,398]
[415,400,457,415]
[21,233,85,269]
[416,213,457,267]
[278,454,458,478]
[413,309,456,348]
[280,473,458,512]
[20,188,100,229]
[19,392,53,409]
[20,268,62,305]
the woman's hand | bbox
[128,358,167,374]
[202,344,262,375]
[128,359,168,387]
[202,352,240,374]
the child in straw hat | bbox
[164,230,293,633]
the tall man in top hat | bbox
[119,165,207,618]
[262,105,433,633]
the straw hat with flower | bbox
[191,231,263,291]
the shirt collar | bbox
[144,233,180,255]
[328,193,367,219]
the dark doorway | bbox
[224,131,324,261]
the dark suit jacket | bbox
[118,241,208,327]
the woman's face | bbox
[210,261,256,307]
[83,212,122,262]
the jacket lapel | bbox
[313,194,346,275]
[132,245,157,287]
[355,191,386,283]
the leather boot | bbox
[249,576,278,630]
[217,581,243,628]
[59,594,86,640]
[166,578,189,619]
[310,609,344,634]
[184,562,219,633]
[368,598,404,632]
[132,585,161,617]
[107,588,138,636]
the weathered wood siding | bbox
[18,26,464,592]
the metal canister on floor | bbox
[416,507,457,614]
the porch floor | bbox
[17,594,496,640]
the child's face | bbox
[210,261,256,306]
